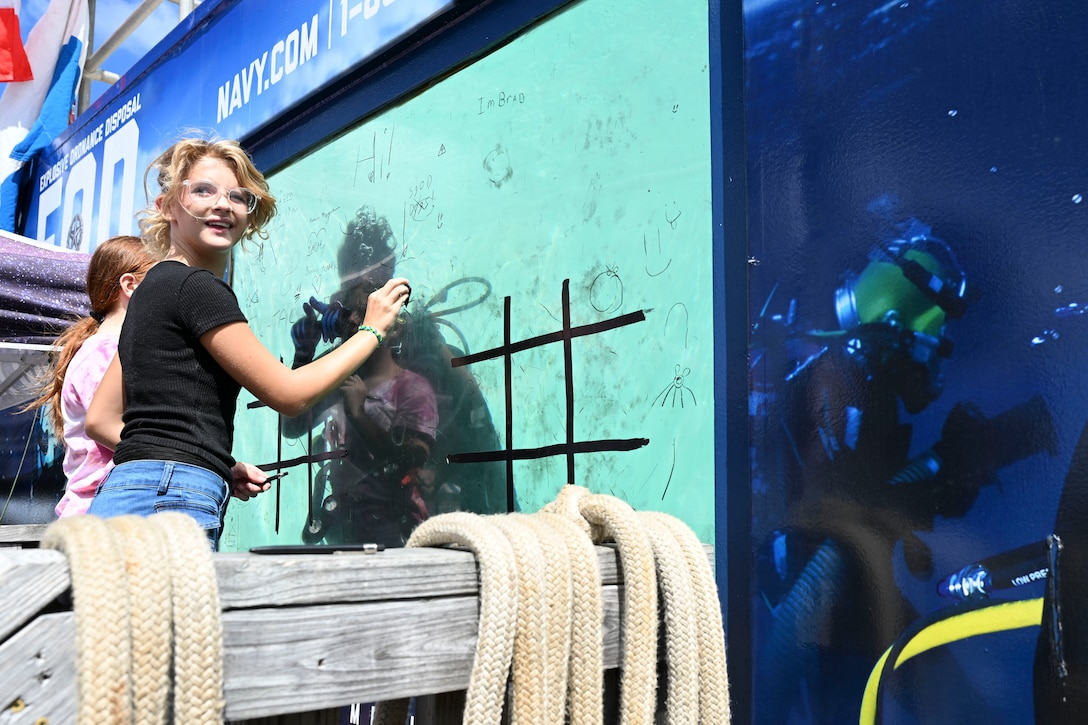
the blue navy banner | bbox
[25,0,452,252]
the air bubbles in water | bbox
[1031,329,1060,347]
[1056,302,1086,318]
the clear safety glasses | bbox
[181,179,259,214]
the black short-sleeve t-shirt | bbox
[112,261,247,483]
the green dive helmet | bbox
[835,235,967,340]
[834,234,967,412]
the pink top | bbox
[55,330,118,517]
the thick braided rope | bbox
[638,512,700,724]
[373,491,726,725]
[374,512,518,725]
[572,492,659,725]
[518,513,574,725]
[154,512,225,724]
[533,511,603,725]
[107,516,173,724]
[540,484,601,541]
[643,512,731,723]
[42,515,134,725]
[491,516,549,725]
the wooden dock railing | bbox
[1,540,713,723]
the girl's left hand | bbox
[230,460,273,501]
[339,373,370,423]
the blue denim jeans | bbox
[88,460,229,550]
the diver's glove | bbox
[290,296,347,368]
[931,398,1055,518]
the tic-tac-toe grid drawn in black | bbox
[448,279,649,511]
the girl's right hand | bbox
[362,277,411,338]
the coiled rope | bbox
[41,512,224,725]
[40,490,727,724]
[375,485,731,724]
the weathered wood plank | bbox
[223,587,624,719]
[0,589,625,721]
[212,543,641,608]
[223,597,478,716]
[214,547,481,607]
[0,524,47,546]
[0,546,602,615]
[0,543,711,613]
[0,612,77,725]
[0,543,710,616]
[0,549,70,642]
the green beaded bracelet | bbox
[358,325,383,347]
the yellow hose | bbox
[859,597,1043,725]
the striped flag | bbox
[0,1,32,82]
[0,0,89,233]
